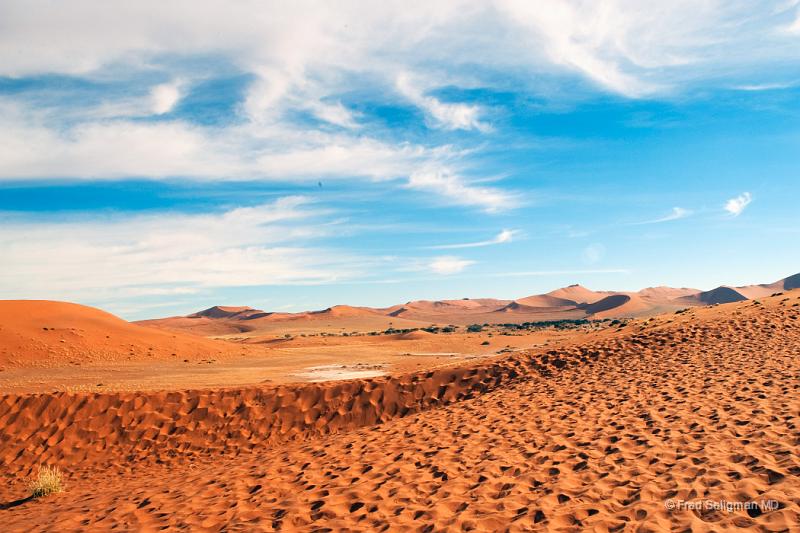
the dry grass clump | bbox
[29,465,64,498]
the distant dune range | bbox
[0,274,795,373]
[136,273,800,338]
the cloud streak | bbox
[632,206,692,225]
[428,229,517,249]
[406,168,518,212]
[396,73,490,132]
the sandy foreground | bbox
[1,294,799,531]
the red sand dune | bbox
[582,293,633,314]
[678,286,749,305]
[544,284,611,304]
[582,293,669,318]
[497,301,549,314]
[386,298,510,320]
[0,300,260,368]
[636,286,699,300]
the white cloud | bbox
[429,256,476,275]
[0,197,365,302]
[396,73,490,131]
[150,80,184,114]
[406,168,517,212]
[429,229,518,249]
[633,206,692,225]
[724,192,753,216]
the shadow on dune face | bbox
[581,294,631,314]
[782,273,800,290]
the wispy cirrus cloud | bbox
[396,73,491,132]
[428,229,518,249]
[733,81,797,92]
[632,206,692,225]
[406,168,518,212]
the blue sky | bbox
[1,1,799,319]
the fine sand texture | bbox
[1,292,799,531]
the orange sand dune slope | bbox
[0,300,253,368]
[1,292,799,531]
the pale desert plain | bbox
[1,274,799,531]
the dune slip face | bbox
[1,293,799,531]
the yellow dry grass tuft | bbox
[29,465,64,498]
